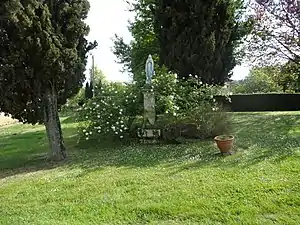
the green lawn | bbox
[1,112,300,224]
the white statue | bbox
[145,55,155,85]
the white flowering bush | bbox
[77,82,140,142]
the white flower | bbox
[86,137,89,140]
[85,116,88,119]
[107,122,109,124]
[89,131,92,135]
[85,132,89,136]
[97,115,100,118]
[120,136,124,139]
[115,132,118,135]
[83,129,86,133]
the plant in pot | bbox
[214,135,234,154]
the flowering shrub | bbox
[77,82,140,142]
[77,71,231,143]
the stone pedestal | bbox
[143,89,156,126]
[137,87,161,142]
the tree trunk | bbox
[44,86,67,160]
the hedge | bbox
[215,94,300,112]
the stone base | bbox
[140,139,160,144]
[137,128,161,139]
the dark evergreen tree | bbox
[153,0,251,84]
[85,82,93,99]
[85,82,90,99]
[0,0,96,160]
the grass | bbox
[1,112,300,224]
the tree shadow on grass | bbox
[170,113,300,174]
[0,125,79,179]
[1,113,300,180]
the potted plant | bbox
[214,135,234,154]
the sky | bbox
[85,0,250,82]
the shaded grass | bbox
[1,112,300,224]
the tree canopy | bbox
[0,0,96,159]
[153,0,252,84]
[113,0,159,83]
[248,0,300,66]
[113,0,251,85]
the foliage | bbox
[60,88,85,116]
[77,82,140,142]
[230,64,300,94]
[113,0,251,85]
[278,61,300,92]
[160,77,232,140]
[230,66,281,93]
[112,0,159,83]
[0,0,96,159]
[153,0,252,84]
[248,0,300,66]
[0,0,96,123]
[77,72,230,142]
[92,66,106,87]
[84,82,93,99]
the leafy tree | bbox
[230,66,281,93]
[113,0,159,83]
[277,61,300,92]
[248,0,300,66]
[0,0,96,160]
[92,66,106,86]
[153,0,252,84]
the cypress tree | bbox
[154,0,249,84]
[0,0,96,160]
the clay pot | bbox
[214,135,234,153]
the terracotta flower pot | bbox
[214,135,234,154]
